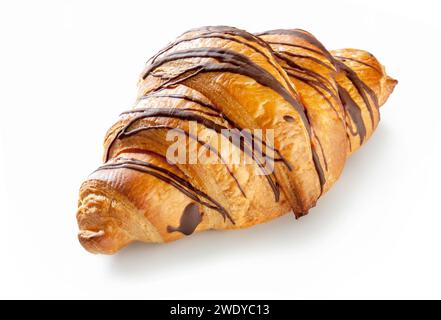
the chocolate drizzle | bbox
[149,26,272,64]
[95,157,234,224]
[142,48,308,125]
[275,52,340,114]
[257,29,335,62]
[260,29,380,126]
[337,84,366,144]
[265,41,325,57]
[146,26,298,97]
[97,26,385,222]
[167,203,202,235]
[273,49,347,152]
[137,92,292,170]
[139,93,219,114]
[279,51,334,71]
[107,107,281,201]
[259,28,381,185]
[334,55,381,74]
[311,145,326,188]
[115,123,247,197]
[334,60,379,127]
[258,29,348,189]
[263,42,338,190]
[259,28,380,128]
[142,46,327,192]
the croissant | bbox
[77,26,397,254]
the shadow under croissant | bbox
[106,124,392,276]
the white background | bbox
[1,0,440,299]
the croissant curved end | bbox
[78,229,105,239]
[380,76,398,106]
[78,230,108,254]
[76,185,135,254]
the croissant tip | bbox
[78,230,106,254]
[387,76,398,89]
[378,75,398,106]
[78,229,105,239]
[293,210,309,219]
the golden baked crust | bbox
[77,26,397,254]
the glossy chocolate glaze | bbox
[167,203,202,235]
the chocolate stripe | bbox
[150,26,272,64]
[141,47,325,190]
[141,48,308,129]
[279,51,334,71]
[337,85,366,144]
[136,93,292,170]
[334,60,379,127]
[147,29,298,97]
[264,41,325,57]
[95,157,234,224]
[334,55,382,74]
[107,108,281,201]
[112,123,247,198]
[257,29,335,62]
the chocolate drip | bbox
[167,203,202,235]
[337,85,366,144]
[95,157,234,224]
